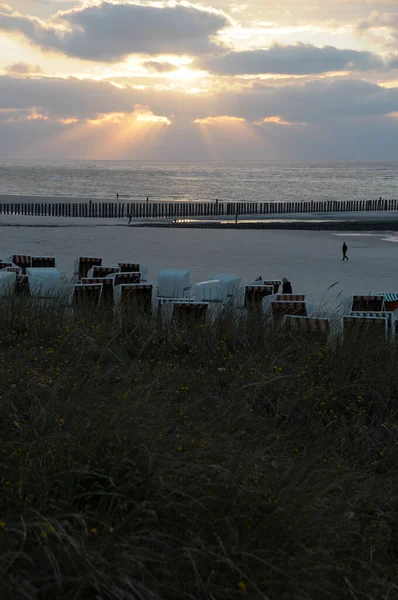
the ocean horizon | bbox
[1,160,398,203]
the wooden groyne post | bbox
[0,197,397,218]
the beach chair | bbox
[271,301,309,320]
[262,280,281,294]
[74,257,102,282]
[342,315,388,342]
[112,272,141,286]
[172,302,208,326]
[9,255,31,274]
[118,262,140,273]
[87,265,120,279]
[283,315,330,339]
[0,261,17,271]
[114,284,153,315]
[26,267,62,298]
[158,269,191,299]
[195,280,224,303]
[351,295,385,312]
[244,285,274,311]
[81,277,114,304]
[276,294,305,302]
[72,284,103,308]
[208,274,241,302]
[376,293,398,312]
[31,256,56,268]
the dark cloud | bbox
[0,2,229,61]
[4,61,43,74]
[142,61,179,74]
[197,43,386,75]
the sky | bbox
[1,0,398,159]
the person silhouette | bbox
[342,242,348,261]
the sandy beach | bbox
[0,213,397,310]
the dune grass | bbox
[0,298,397,599]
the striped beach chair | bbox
[276,294,305,302]
[262,280,281,294]
[342,315,388,341]
[0,261,16,271]
[244,285,274,311]
[81,277,114,304]
[283,315,330,338]
[74,257,102,282]
[31,256,56,268]
[376,293,398,312]
[271,301,308,319]
[113,272,141,286]
[72,284,103,308]
[117,284,153,315]
[9,255,31,274]
[172,302,208,326]
[88,265,120,279]
[118,262,140,273]
[351,295,385,312]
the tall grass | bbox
[0,298,397,599]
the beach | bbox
[1,213,397,309]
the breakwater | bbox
[0,196,397,218]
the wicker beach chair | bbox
[283,315,330,339]
[116,284,153,315]
[262,280,281,294]
[351,295,385,312]
[81,277,114,304]
[342,315,388,341]
[376,293,398,312]
[9,255,31,275]
[244,285,274,311]
[75,257,102,282]
[112,272,141,286]
[118,262,140,273]
[276,294,305,302]
[88,265,120,279]
[271,301,308,319]
[72,284,103,308]
[31,257,56,268]
[172,302,208,326]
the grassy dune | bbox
[0,298,397,599]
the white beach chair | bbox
[157,269,191,299]
[26,267,63,298]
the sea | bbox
[0,160,398,203]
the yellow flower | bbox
[40,532,48,539]
[108,526,114,534]
[237,581,246,591]
[90,528,98,534]
[13,421,20,429]
[0,521,5,528]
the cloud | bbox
[2,74,398,159]
[4,61,43,75]
[197,43,386,75]
[0,2,230,62]
[142,61,179,74]
[356,11,398,50]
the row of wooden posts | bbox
[0,197,397,219]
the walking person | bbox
[128,214,133,225]
[342,242,349,261]
[116,193,119,200]
[282,277,292,294]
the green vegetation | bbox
[0,298,397,599]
